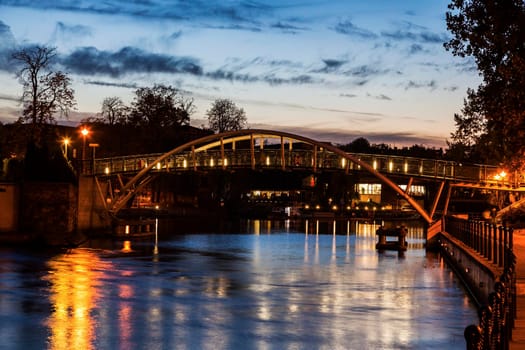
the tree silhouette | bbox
[206,99,247,133]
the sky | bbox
[0,0,479,148]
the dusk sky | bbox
[0,0,479,147]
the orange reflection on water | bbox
[44,249,112,350]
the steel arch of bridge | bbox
[104,129,437,222]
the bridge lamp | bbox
[388,161,393,172]
[157,162,161,170]
[404,162,408,173]
[341,158,346,168]
[224,158,228,166]
[373,160,377,170]
[104,167,110,175]
[266,156,270,166]
[332,205,338,211]
[183,159,187,168]
[315,204,320,210]
[210,158,214,167]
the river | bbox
[0,219,477,349]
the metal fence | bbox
[444,216,516,349]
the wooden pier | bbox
[376,226,407,251]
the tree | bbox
[12,45,75,140]
[206,99,247,133]
[341,137,370,153]
[128,84,193,128]
[99,97,128,125]
[444,0,525,171]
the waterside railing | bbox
[444,216,516,350]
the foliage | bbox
[128,84,194,128]
[98,97,128,125]
[11,45,75,143]
[445,0,525,170]
[206,99,247,133]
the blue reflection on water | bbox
[0,220,477,349]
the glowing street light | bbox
[80,127,89,173]
[62,137,70,160]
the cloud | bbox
[83,80,139,89]
[1,0,274,27]
[245,122,446,147]
[60,46,203,77]
[404,80,437,90]
[333,19,377,39]
[340,93,357,98]
[0,20,17,71]
[381,21,449,44]
[271,21,307,34]
[55,21,92,37]
[367,93,391,101]
[0,93,20,102]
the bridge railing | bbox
[90,149,508,185]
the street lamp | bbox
[81,127,89,172]
[62,137,70,160]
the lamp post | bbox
[81,127,89,173]
[89,143,99,175]
[62,137,70,160]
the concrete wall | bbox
[77,176,112,234]
[0,183,18,232]
[435,231,502,306]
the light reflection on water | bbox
[0,219,477,349]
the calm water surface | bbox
[0,219,477,350]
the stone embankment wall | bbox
[435,232,502,306]
[19,182,78,243]
[0,183,18,232]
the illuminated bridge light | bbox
[104,167,110,175]
[341,158,346,168]
[404,162,408,173]
[373,160,377,170]
[224,158,228,166]
[157,162,161,170]
[388,161,393,172]
[183,159,187,168]
[210,158,214,167]
[266,156,270,166]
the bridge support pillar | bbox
[77,175,112,234]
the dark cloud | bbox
[55,21,92,37]
[381,20,449,44]
[169,31,182,40]
[0,20,17,71]
[444,85,459,92]
[340,93,357,98]
[0,93,20,103]
[60,46,203,77]
[83,80,139,89]
[344,65,386,79]
[0,0,274,29]
[405,80,437,90]
[409,44,424,54]
[367,93,392,101]
[333,19,377,39]
[271,21,307,33]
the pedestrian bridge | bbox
[88,129,521,223]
